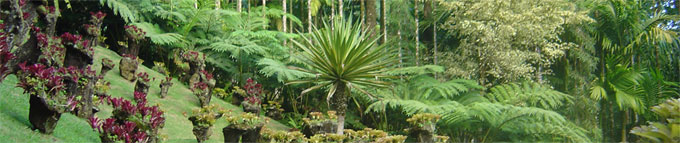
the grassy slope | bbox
[0,47,288,142]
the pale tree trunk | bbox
[398,23,403,68]
[283,0,287,46]
[381,0,386,44]
[415,0,420,66]
[216,0,221,10]
[433,2,438,78]
[331,0,335,31]
[262,0,266,29]
[194,0,198,9]
[237,0,242,12]
[361,0,366,24]
[308,0,312,32]
[339,0,343,18]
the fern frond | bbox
[132,22,185,45]
[100,0,137,22]
[487,82,573,109]
[257,58,314,83]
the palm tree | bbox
[589,0,680,141]
[288,18,396,134]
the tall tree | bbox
[381,0,386,44]
[238,0,242,12]
[439,0,590,86]
[365,0,377,38]
[308,0,312,32]
[414,0,420,66]
[289,18,395,135]
[283,0,287,46]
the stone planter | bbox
[100,58,114,77]
[99,136,115,143]
[159,81,173,98]
[195,92,211,107]
[119,57,138,81]
[241,101,261,115]
[266,109,283,120]
[134,81,150,95]
[29,95,62,134]
[303,120,337,137]
[222,124,262,143]
[192,126,211,143]
[75,76,97,118]
[409,124,436,143]
[231,93,244,105]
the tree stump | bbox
[118,57,138,81]
[192,126,211,143]
[159,80,173,98]
[222,124,262,143]
[303,120,338,137]
[100,58,114,77]
[134,80,150,95]
[29,95,62,134]
[408,123,436,143]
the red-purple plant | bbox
[242,78,263,105]
[0,23,15,82]
[136,72,150,84]
[90,11,107,23]
[199,70,213,81]
[15,62,85,112]
[59,32,93,56]
[181,50,204,63]
[124,25,146,41]
[35,29,66,67]
[122,54,138,60]
[90,92,165,143]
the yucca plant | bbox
[288,18,396,134]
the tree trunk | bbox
[331,83,348,135]
[262,0,266,29]
[283,0,287,46]
[237,0,242,12]
[365,0,377,38]
[398,24,403,68]
[361,0,366,25]
[415,0,420,66]
[433,6,437,78]
[331,0,335,31]
[216,0,221,9]
[339,0,343,18]
[381,0,387,44]
[308,0,312,33]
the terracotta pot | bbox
[28,95,62,134]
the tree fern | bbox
[487,82,573,109]
[100,0,138,22]
[257,58,313,83]
[132,22,185,45]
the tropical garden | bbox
[0,0,679,142]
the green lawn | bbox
[0,47,288,142]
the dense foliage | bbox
[2,0,680,142]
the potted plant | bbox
[83,11,106,47]
[100,58,114,76]
[16,63,80,134]
[119,54,138,81]
[124,25,146,56]
[231,86,246,105]
[89,92,165,143]
[134,72,150,95]
[0,22,15,83]
[152,61,169,75]
[302,111,338,136]
[187,105,228,143]
[159,76,173,98]
[192,82,211,107]
[261,128,306,143]
[405,113,441,143]
[263,101,284,120]
[222,112,266,143]
[241,78,263,114]
[344,128,407,143]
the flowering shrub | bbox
[0,23,15,81]
[124,25,146,41]
[89,92,165,143]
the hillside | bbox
[0,47,289,142]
